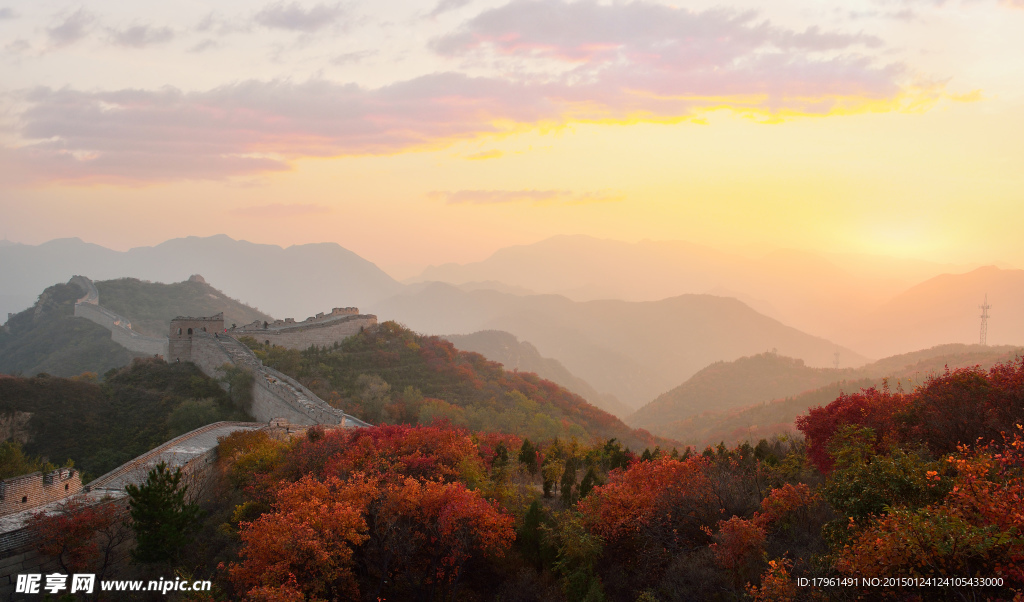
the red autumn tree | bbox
[796,386,907,472]
[580,456,720,569]
[363,478,515,600]
[29,498,130,588]
[229,474,374,601]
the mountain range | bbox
[0,235,402,321]
[3,234,1021,415]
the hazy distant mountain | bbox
[834,266,1024,358]
[628,352,845,432]
[412,235,970,338]
[0,235,404,320]
[376,283,867,408]
[636,343,1023,445]
[442,330,632,418]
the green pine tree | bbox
[125,461,203,564]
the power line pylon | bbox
[833,351,840,370]
[979,294,991,346]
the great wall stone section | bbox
[188,332,369,428]
[2,283,376,597]
[233,307,377,350]
[0,422,262,600]
[0,469,82,518]
[69,276,169,357]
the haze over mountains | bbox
[376,283,867,408]
[413,235,982,340]
[0,235,402,321]
[2,233,1020,417]
[635,344,1024,446]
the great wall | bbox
[0,277,379,599]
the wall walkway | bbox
[69,276,168,357]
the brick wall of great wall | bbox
[186,332,369,428]
[0,422,263,601]
[233,312,376,351]
[0,470,82,518]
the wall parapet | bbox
[0,469,82,518]
[190,332,367,428]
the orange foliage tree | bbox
[580,456,720,573]
[229,474,374,601]
[836,427,1024,589]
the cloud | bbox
[465,149,502,160]
[189,39,219,53]
[430,0,475,17]
[429,189,623,205]
[434,1,880,62]
[230,203,331,218]
[109,25,174,48]
[0,8,17,20]
[331,50,375,65]
[5,39,30,54]
[254,2,346,32]
[47,9,95,47]
[950,89,983,102]
[4,1,933,184]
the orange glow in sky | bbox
[1,0,1022,276]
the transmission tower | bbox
[833,351,840,370]
[979,294,991,346]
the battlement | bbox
[238,307,361,331]
[232,307,376,351]
[0,468,82,517]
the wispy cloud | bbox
[230,203,331,218]
[254,2,346,32]
[465,149,502,160]
[0,8,17,20]
[189,39,219,53]
[4,1,933,184]
[430,189,623,205]
[47,9,95,47]
[331,50,375,65]
[108,25,174,48]
[430,0,474,18]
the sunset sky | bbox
[1,0,1022,277]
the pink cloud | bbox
[430,189,623,205]
[230,203,331,218]
[3,1,920,184]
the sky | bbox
[0,0,1022,278]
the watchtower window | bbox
[177,328,182,335]
[187,328,193,335]
[21,496,27,503]
[202,327,207,332]
[65,484,69,491]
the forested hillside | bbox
[153,357,1024,601]
[629,352,845,431]
[634,344,1023,446]
[443,330,632,418]
[0,283,136,377]
[0,359,249,478]
[96,276,271,337]
[243,321,666,450]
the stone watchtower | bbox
[169,313,225,362]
